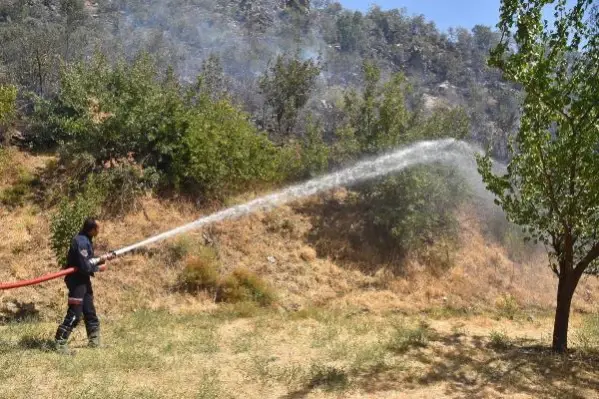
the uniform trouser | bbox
[55,277,99,342]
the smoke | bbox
[98,0,330,81]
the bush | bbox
[0,84,17,143]
[50,182,104,266]
[94,163,159,216]
[387,320,431,353]
[488,330,511,349]
[288,120,330,180]
[495,293,520,320]
[30,53,285,202]
[177,248,220,293]
[176,97,283,197]
[259,54,321,137]
[32,53,186,160]
[216,268,276,306]
[356,165,467,263]
[164,237,196,265]
[0,169,36,207]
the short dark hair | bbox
[81,218,98,235]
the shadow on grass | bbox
[17,336,55,351]
[281,329,599,399]
[296,198,406,276]
[390,333,598,399]
[0,302,41,324]
[0,336,55,355]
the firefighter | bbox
[54,218,115,354]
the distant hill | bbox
[0,0,520,159]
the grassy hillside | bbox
[1,147,599,398]
[1,154,598,320]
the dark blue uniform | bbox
[55,233,101,344]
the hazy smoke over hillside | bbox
[98,0,331,81]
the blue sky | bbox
[339,0,578,32]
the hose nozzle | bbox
[90,251,116,267]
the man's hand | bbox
[100,252,116,262]
[96,252,116,267]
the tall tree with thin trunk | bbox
[477,0,599,352]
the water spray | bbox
[0,139,479,290]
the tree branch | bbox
[536,141,567,232]
[574,242,599,277]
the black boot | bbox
[54,325,75,355]
[87,328,101,348]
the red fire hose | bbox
[0,265,107,290]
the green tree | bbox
[259,54,321,137]
[0,84,17,144]
[336,10,366,53]
[50,179,104,265]
[477,0,599,352]
[36,53,187,167]
[59,0,89,61]
[176,95,282,197]
[337,61,415,158]
[331,59,470,265]
[296,118,329,178]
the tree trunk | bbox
[552,272,577,352]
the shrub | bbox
[0,84,17,144]
[164,236,196,265]
[0,169,36,207]
[387,320,431,353]
[216,268,276,306]
[95,163,159,216]
[177,248,220,293]
[297,120,329,179]
[33,53,187,161]
[356,165,467,264]
[495,293,520,320]
[32,52,285,202]
[488,330,511,349]
[259,54,321,137]
[50,182,104,266]
[176,97,283,197]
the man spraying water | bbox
[54,218,116,355]
[0,139,480,293]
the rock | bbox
[267,256,277,264]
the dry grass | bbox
[1,308,598,399]
[2,174,599,321]
[2,148,599,398]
